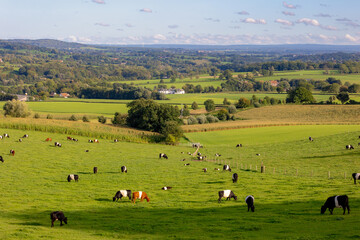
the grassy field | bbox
[0,125,360,239]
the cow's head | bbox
[113,197,116,202]
[233,195,238,201]
[321,205,326,214]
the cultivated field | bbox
[0,125,360,239]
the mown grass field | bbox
[1,125,360,239]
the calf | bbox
[22,134,29,138]
[223,165,231,172]
[202,168,207,172]
[93,167,98,174]
[121,166,127,173]
[3,133,9,138]
[50,211,67,227]
[10,150,15,156]
[54,142,62,147]
[67,174,79,182]
[113,190,132,201]
[72,138,78,142]
[45,138,52,142]
[352,173,360,184]
[184,163,190,166]
[236,144,242,147]
[67,136,72,140]
[162,186,172,190]
[232,173,238,183]
[0,156,3,162]
[132,191,150,203]
[321,195,350,215]
[346,145,354,150]
[94,139,99,143]
[114,139,118,142]
[18,139,22,142]
[218,190,237,202]
[159,153,168,159]
[309,136,314,141]
[197,156,206,160]
[214,168,220,171]
[88,139,93,143]
[215,153,221,157]
[245,195,255,212]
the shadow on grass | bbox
[303,151,360,159]
[95,198,113,202]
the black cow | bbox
[197,156,206,160]
[67,174,79,182]
[162,186,172,190]
[121,166,127,173]
[50,211,67,227]
[346,145,354,150]
[93,167,98,174]
[223,165,231,172]
[184,163,190,166]
[88,139,93,143]
[202,168,207,172]
[236,144,242,147]
[245,195,255,212]
[321,195,350,215]
[22,134,29,138]
[114,139,118,142]
[0,156,3,163]
[232,173,238,183]
[3,133,9,138]
[215,153,221,157]
[10,150,15,156]
[113,190,132,201]
[218,190,237,202]
[18,139,22,142]
[159,153,168,159]
[352,173,360,184]
[309,136,314,141]
[54,142,62,147]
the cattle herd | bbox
[0,132,358,228]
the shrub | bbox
[236,98,251,109]
[3,100,31,118]
[191,101,199,110]
[196,115,207,124]
[82,115,90,122]
[187,116,197,125]
[204,99,215,112]
[33,113,40,119]
[46,114,53,119]
[69,115,77,121]
[112,112,127,125]
[286,87,316,103]
[227,105,237,114]
[98,115,107,124]
[217,109,230,121]
[254,102,261,108]
[206,115,217,123]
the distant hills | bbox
[2,39,360,54]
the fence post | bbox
[328,171,331,179]
[250,164,252,170]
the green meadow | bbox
[1,125,360,239]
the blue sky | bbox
[1,0,360,45]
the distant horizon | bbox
[1,1,360,45]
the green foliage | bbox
[336,92,350,104]
[204,99,215,112]
[82,115,90,122]
[112,112,127,125]
[160,121,183,143]
[3,100,31,118]
[98,115,107,124]
[69,114,78,121]
[187,116,197,125]
[191,101,199,110]
[227,105,237,114]
[236,97,251,109]
[286,87,316,104]
[217,108,230,121]
[223,98,231,105]
[46,114,53,119]
[33,113,40,119]
[196,115,207,124]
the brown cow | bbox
[50,211,67,227]
[45,138,52,142]
[132,191,150,203]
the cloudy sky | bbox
[1,0,360,45]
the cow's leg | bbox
[329,208,333,215]
[51,219,54,227]
[247,206,250,212]
[347,205,350,214]
[354,178,356,184]
[218,197,222,203]
[60,220,63,226]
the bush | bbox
[82,115,90,122]
[227,105,237,114]
[187,116,197,125]
[33,113,40,119]
[196,115,207,124]
[98,115,107,124]
[46,114,53,119]
[191,101,199,110]
[112,112,127,125]
[160,120,183,143]
[3,100,31,118]
[286,87,316,103]
[204,99,215,112]
[217,109,230,121]
[254,102,261,108]
[206,115,216,123]
[236,98,251,109]
[69,115,77,121]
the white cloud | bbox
[275,19,293,26]
[321,25,337,31]
[236,11,249,15]
[241,18,266,24]
[283,1,298,9]
[345,34,357,42]
[296,18,320,26]
[92,0,105,4]
[153,34,166,40]
[282,11,295,16]
[140,8,152,13]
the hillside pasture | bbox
[0,126,360,239]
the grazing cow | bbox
[321,195,350,215]
[18,139,22,142]
[192,143,202,148]
[132,191,150,203]
[88,139,93,143]
[22,134,29,138]
[45,138,52,142]
[114,139,118,143]
[159,153,168,159]
[245,195,255,212]
[223,165,231,172]
[3,133,9,138]
[50,211,67,227]
[94,139,99,143]
[93,167,98,174]
[202,168,207,172]
[54,142,62,147]
[218,190,237,202]
[10,150,15,156]
[184,163,190,166]
[215,153,221,157]
[72,138,78,142]
[236,144,242,147]
[214,168,220,171]
[0,156,3,163]
[85,150,89,152]
[181,159,186,161]
[352,173,360,184]
[197,156,206,160]
[67,136,72,140]
[113,190,132,201]
[256,153,261,156]
[121,166,127,173]
[232,173,238,183]
[67,174,79,182]
[197,152,202,156]
[309,136,314,141]
[346,145,354,150]
[0,135,2,140]
[162,186,172,190]
[187,152,191,155]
